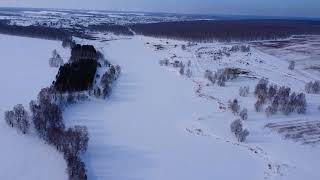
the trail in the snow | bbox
[189,79,291,180]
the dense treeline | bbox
[54,59,98,92]
[0,20,93,41]
[131,20,320,42]
[0,20,71,40]
[70,44,97,62]
[88,24,134,36]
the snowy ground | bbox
[0,34,69,180]
[1,31,319,180]
[64,34,320,180]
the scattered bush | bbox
[230,119,249,142]
[239,86,250,97]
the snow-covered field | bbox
[0,34,69,180]
[63,34,320,180]
[1,30,319,180]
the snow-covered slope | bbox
[0,34,69,180]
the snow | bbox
[64,36,267,180]
[0,26,319,180]
[65,34,320,180]
[0,34,69,180]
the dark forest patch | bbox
[54,59,98,92]
[130,20,320,42]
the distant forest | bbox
[88,24,134,36]
[0,20,92,41]
[130,20,320,42]
[1,19,320,42]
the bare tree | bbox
[288,61,295,70]
[254,100,263,112]
[230,119,249,142]
[239,86,250,97]
[186,68,192,78]
[49,49,64,68]
[4,110,15,127]
[265,105,276,117]
[239,108,248,120]
[228,99,240,114]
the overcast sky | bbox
[1,0,320,18]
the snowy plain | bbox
[0,31,319,180]
[64,34,320,180]
[0,34,69,180]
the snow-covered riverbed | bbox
[64,36,267,180]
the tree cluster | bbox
[228,98,248,121]
[230,45,251,52]
[178,61,192,78]
[30,88,89,180]
[254,79,307,116]
[4,104,30,134]
[230,119,249,142]
[97,65,121,98]
[305,80,320,94]
[204,68,244,86]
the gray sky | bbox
[1,0,320,18]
